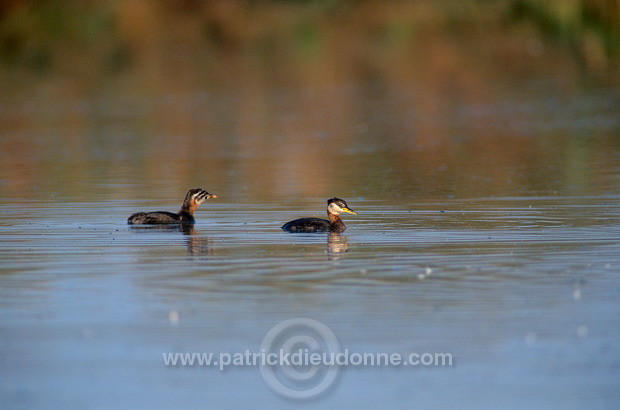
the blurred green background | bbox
[1,0,617,77]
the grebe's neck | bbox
[178,198,199,222]
[181,197,198,215]
[328,212,346,232]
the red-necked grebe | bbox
[127,188,217,225]
[281,198,357,233]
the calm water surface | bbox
[2,194,620,407]
[2,33,620,410]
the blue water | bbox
[1,193,619,408]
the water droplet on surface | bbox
[169,310,180,325]
[577,325,588,338]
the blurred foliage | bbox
[0,0,618,76]
[0,0,123,72]
[509,0,619,72]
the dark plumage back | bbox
[281,217,331,233]
[128,212,181,225]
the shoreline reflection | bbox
[128,224,212,256]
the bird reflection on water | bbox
[128,224,212,256]
[327,232,349,260]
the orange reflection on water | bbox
[0,1,618,202]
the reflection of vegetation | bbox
[510,0,619,71]
[0,2,617,205]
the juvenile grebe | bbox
[281,198,357,233]
[127,188,217,225]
